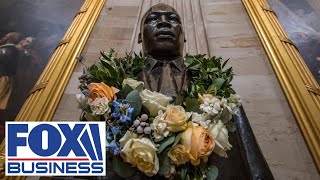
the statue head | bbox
[138,4,185,58]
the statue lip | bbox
[155,30,175,39]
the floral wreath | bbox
[76,49,241,179]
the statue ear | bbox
[184,38,186,42]
[138,33,142,44]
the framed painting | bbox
[0,0,105,177]
[242,0,320,171]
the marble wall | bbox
[52,0,319,179]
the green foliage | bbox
[111,156,137,178]
[172,132,182,147]
[157,135,175,154]
[206,165,219,180]
[158,149,171,176]
[86,49,146,89]
[227,121,237,132]
[125,90,142,118]
[185,54,235,98]
[185,97,201,113]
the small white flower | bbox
[191,113,210,129]
[228,103,238,115]
[89,97,110,115]
[150,111,170,142]
[200,97,221,115]
[228,94,242,107]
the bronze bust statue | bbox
[133,4,274,180]
[137,3,187,96]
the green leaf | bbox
[111,156,137,178]
[185,97,201,113]
[207,85,217,95]
[100,51,112,61]
[227,121,237,132]
[135,83,144,92]
[221,108,231,124]
[215,78,225,89]
[175,95,185,105]
[122,84,134,97]
[100,60,118,78]
[125,90,142,117]
[222,58,230,68]
[157,135,175,154]
[181,167,188,180]
[206,165,218,180]
[158,150,171,176]
[172,132,182,147]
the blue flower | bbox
[82,89,89,96]
[112,100,120,107]
[111,126,121,135]
[106,130,112,140]
[127,107,134,117]
[119,115,131,124]
[107,140,122,155]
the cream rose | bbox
[167,144,189,165]
[140,89,171,117]
[208,120,232,157]
[122,78,144,92]
[162,105,188,132]
[89,97,110,115]
[119,131,138,148]
[120,138,159,176]
[180,123,215,166]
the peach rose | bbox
[88,82,118,103]
[162,106,188,132]
[167,144,189,165]
[180,123,215,166]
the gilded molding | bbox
[306,85,320,96]
[242,0,320,171]
[28,81,48,96]
[278,36,299,51]
[55,37,72,50]
[0,0,106,178]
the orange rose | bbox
[180,123,215,166]
[88,82,118,103]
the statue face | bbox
[139,4,185,57]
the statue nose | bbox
[157,16,171,28]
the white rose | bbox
[140,89,172,117]
[89,97,110,115]
[122,78,144,92]
[208,120,232,157]
[76,93,88,109]
[121,138,159,176]
[150,111,170,142]
[119,131,138,148]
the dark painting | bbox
[0,0,84,125]
[268,0,320,84]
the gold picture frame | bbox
[0,0,105,178]
[242,0,320,171]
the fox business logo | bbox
[6,122,106,176]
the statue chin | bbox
[145,43,181,57]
